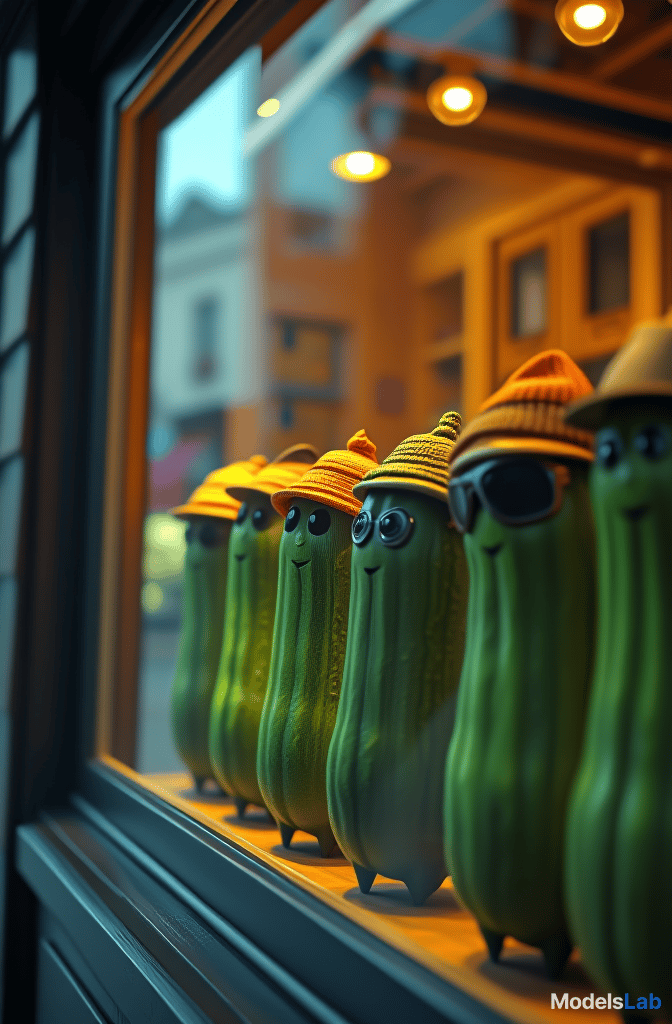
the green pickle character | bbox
[170,456,267,791]
[208,445,316,817]
[257,431,379,857]
[326,412,468,905]
[444,351,596,980]
[564,319,672,1019]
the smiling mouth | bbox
[364,566,380,576]
[235,553,246,561]
[483,544,502,557]
[292,559,310,569]
[624,505,649,522]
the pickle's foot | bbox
[316,826,338,859]
[193,776,206,793]
[279,822,295,849]
[405,869,445,906]
[354,864,377,894]
[234,798,248,818]
[542,933,572,980]
[481,927,504,963]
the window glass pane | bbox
[2,114,40,244]
[3,19,37,137]
[511,247,547,338]
[588,212,629,315]
[0,456,23,576]
[0,229,35,351]
[0,576,18,712]
[0,341,30,458]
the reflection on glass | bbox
[0,577,18,709]
[0,341,30,458]
[4,20,37,137]
[511,247,547,338]
[0,456,24,576]
[2,115,40,244]
[0,229,35,351]
[588,212,629,315]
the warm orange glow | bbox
[427,75,487,126]
[555,0,623,45]
[330,151,391,181]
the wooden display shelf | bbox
[144,770,628,1024]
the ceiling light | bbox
[257,98,280,117]
[555,0,623,45]
[331,151,391,182]
[426,75,487,127]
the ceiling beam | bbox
[382,32,672,122]
[592,17,672,80]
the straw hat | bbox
[449,350,594,475]
[353,411,462,503]
[566,316,672,431]
[226,443,318,505]
[272,430,378,518]
[172,455,268,521]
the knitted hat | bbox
[353,411,461,503]
[226,443,318,505]
[449,350,594,475]
[172,455,268,521]
[272,430,378,518]
[566,316,672,431]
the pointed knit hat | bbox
[226,443,318,505]
[172,455,268,521]
[449,350,594,474]
[353,411,462,503]
[272,430,379,518]
[566,314,672,431]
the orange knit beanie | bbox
[226,443,318,505]
[172,455,268,521]
[272,430,378,518]
[449,350,594,474]
[354,411,462,503]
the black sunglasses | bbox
[448,458,570,534]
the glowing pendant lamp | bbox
[330,150,391,182]
[426,74,487,127]
[555,0,623,46]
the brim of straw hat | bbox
[353,475,449,504]
[565,383,672,431]
[450,435,594,475]
[272,483,360,518]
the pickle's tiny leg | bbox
[279,822,295,849]
[234,797,248,818]
[405,869,445,906]
[542,932,573,980]
[481,927,504,963]
[193,775,206,793]
[353,864,377,894]
[316,826,338,859]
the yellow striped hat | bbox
[226,444,318,505]
[172,455,268,521]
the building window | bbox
[192,296,219,381]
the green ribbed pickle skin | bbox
[565,410,672,1015]
[170,522,231,785]
[326,489,468,904]
[444,466,595,970]
[209,504,282,809]
[257,498,352,854]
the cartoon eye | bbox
[352,511,373,546]
[635,425,668,461]
[235,502,248,524]
[378,508,414,548]
[308,508,331,536]
[285,506,300,532]
[252,507,268,531]
[185,523,195,544]
[595,430,623,470]
[199,521,225,548]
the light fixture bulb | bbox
[555,0,623,45]
[442,86,473,113]
[257,98,280,117]
[331,151,391,182]
[573,4,606,29]
[427,75,487,126]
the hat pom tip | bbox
[434,411,462,441]
[347,429,378,462]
